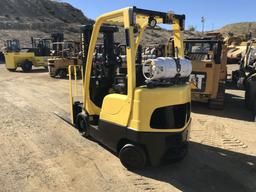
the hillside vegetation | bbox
[219,22,256,38]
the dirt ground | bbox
[0,64,255,192]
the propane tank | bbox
[142,57,192,81]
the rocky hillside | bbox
[219,22,256,38]
[0,0,92,47]
[1,0,254,50]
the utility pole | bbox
[211,23,215,31]
[201,16,205,34]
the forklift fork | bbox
[69,64,83,124]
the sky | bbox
[63,0,255,31]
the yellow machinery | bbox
[69,7,192,169]
[4,38,51,72]
[184,37,228,109]
[49,57,81,78]
[232,39,256,121]
[48,41,81,78]
[148,36,227,109]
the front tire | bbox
[119,144,147,170]
[76,113,89,137]
[21,60,32,72]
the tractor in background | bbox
[232,39,256,121]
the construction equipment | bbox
[232,39,256,121]
[48,41,81,78]
[183,36,227,109]
[164,35,227,109]
[68,7,192,169]
[4,37,52,72]
[224,34,244,64]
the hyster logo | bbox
[190,73,206,91]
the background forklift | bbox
[67,7,192,169]
[48,40,81,78]
[232,39,256,121]
[183,35,227,109]
[4,37,52,72]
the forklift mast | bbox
[31,37,52,56]
[80,25,121,108]
[51,32,64,52]
[80,25,118,68]
[242,39,256,72]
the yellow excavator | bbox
[66,7,192,169]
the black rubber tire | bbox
[76,113,89,137]
[21,60,32,72]
[119,144,147,170]
[245,79,256,110]
[167,142,189,163]
[209,83,225,110]
[58,69,67,79]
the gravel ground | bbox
[0,64,255,192]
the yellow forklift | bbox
[48,41,81,78]
[4,37,51,72]
[68,7,192,169]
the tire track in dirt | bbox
[191,115,249,152]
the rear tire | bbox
[119,144,147,170]
[167,142,189,163]
[21,60,32,72]
[209,83,225,109]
